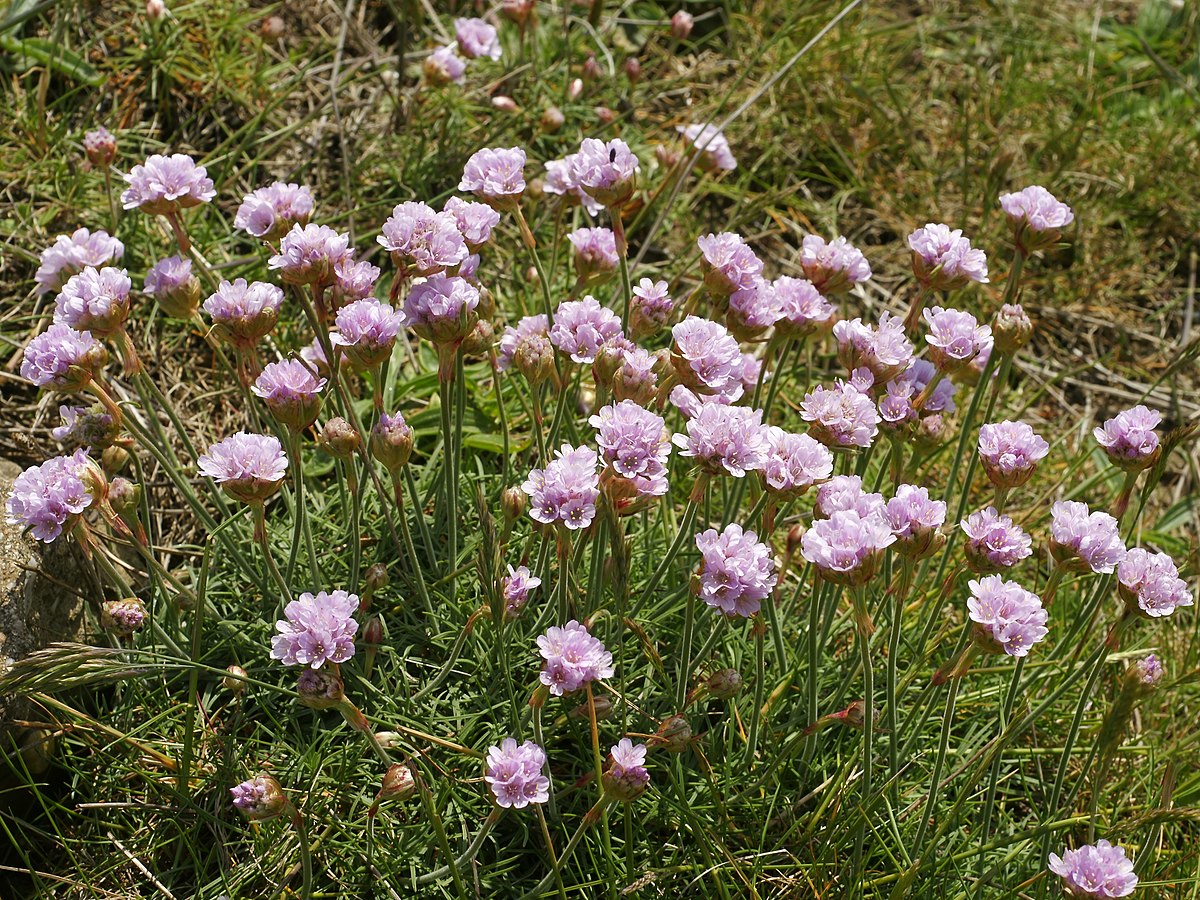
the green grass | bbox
[0,0,1198,897]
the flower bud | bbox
[502,0,535,27]
[83,128,117,168]
[363,616,384,648]
[370,412,414,471]
[569,694,613,721]
[223,664,248,694]
[671,10,694,40]
[652,714,692,753]
[319,417,361,459]
[786,523,806,560]
[655,144,681,169]
[501,486,527,523]
[461,318,495,357]
[230,774,289,821]
[914,413,948,452]
[568,78,583,100]
[491,95,519,112]
[101,598,146,636]
[297,668,345,710]
[991,303,1033,356]
[595,106,616,126]
[583,54,601,81]
[706,668,742,699]
[100,444,130,476]
[514,334,555,385]
[107,476,141,516]
[146,0,165,20]
[525,266,539,284]
[623,57,641,83]
[261,15,285,38]
[1129,653,1164,689]
[365,563,389,595]
[378,763,416,801]
[540,107,565,133]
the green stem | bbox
[745,627,766,767]
[416,811,499,885]
[851,587,874,874]
[633,478,706,616]
[404,466,436,565]
[519,799,611,900]
[676,587,698,711]
[439,373,459,603]
[253,503,292,605]
[287,431,320,585]
[390,469,431,611]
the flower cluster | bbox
[1093,405,1161,471]
[54,266,132,336]
[5,449,96,543]
[590,400,671,498]
[550,297,623,364]
[967,575,1048,657]
[270,590,360,669]
[21,323,106,389]
[1049,501,1125,574]
[121,153,215,215]
[694,524,777,617]
[673,404,767,478]
[603,739,650,802]
[1047,840,1137,898]
[977,421,1049,489]
[801,510,895,585]
[677,123,737,172]
[198,432,288,504]
[908,223,989,290]
[235,182,313,239]
[537,620,614,696]
[485,739,549,809]
[885,484,947,558]
[761,428,833,499]
[252,359,326,430]
[799,234,871,294]
[330,298,405,369]
[378,201,468,276]
[801,381,879,449]
[35,228,124,295]
[502,565,540,620]
[697,232,762,296]
[1117,548,1193,618]
[522,444,600,530]
[960,506,1033,572]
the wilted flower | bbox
[814,475,885,519]
[271,589,360,668]
[801,510,895,586]
[235,182,313,240]
[252,359,326,431]
[762,428,833,499]
[502,565,541,620]
[330,299,405,369]
[454,17,501,60]
[537,619,614,695]
[885,484,947,558]
[677,123,737,172]
[550,296,623,364]
[378,201,468,276]
[590,400,671,498]
[485,739,549,808]
[833,313,913,382]
[923,307,993,374]
[961,506,1033,572]
[197,432,288,504]
[203,279,283,347]
[800,381,880,449]
[672,404,767,478]
[403,275,480,348]
[144,255,200,318]
[5,449,97,543]
[21,323,107,390]
[83,127,117,168]
[1047,840,1137,898]
[1117,548,1193,618]
[799,234,871,295]
[694,524,777,617]
[1093,405,1161,471]
[999,185,1075,253]
[35,228,125,295]
[568,227,619,285]
[967,575,1048,657]
[570,138,639,209]
[459,147,527,208]
[230,774,290,821]
[121,153,215,215]
[977,421,1049,489]
[522,444,600,530]
[268,224,350,286]
[603,738,650,802]
[697,232,762,297]
[54,266,132,336]
[774,276,835,338]
[424,44,466,86]
[52,405,119,451]
[1049,500,1126,574]
[907,224,989,290]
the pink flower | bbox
[569,138,639,209]
[800,381,880,449]
[378,201,468,276]
[486,739,550,809]
[697,232,762,296]
[799,234,871,295]
[522,444,600,530]
[454,17,501,60]
[907,224,989,289]
[121,153,215,215]
[550,296,623,364]
[459,147,527,208]
[537,619,614,696]
[1048,840,1137,898]
[694,524,777,617]
[5,449,97,543]
[270,589,360,668]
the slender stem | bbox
[887,559,913,802]
[913,652,963,850]
[404,466,436,564]
[556,532,572,623]
[851,586,874,874]
[103,168,118,233]
[633,478,706,616]
[294,810,313,900]
[745,627,766,767]
[534,805,568,900]
[287,431,320,585]
[414,768,468,898]
[253,503,292,605]
[973,657,1027,900]
[519,799,611,900]
[439,373,459,602]
[390,469,432,611]
[531,701,557,820]
[416,811,499,885]
[676,588,698,711]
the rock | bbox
[0,458,87,737]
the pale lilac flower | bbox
[330,298,405,369]
[83,127,116,167]
[53,266,132,336]
[961,506,1033,573]
[537,620,613,696]
[832,312,913,382]
[670,316,743,396]
[550,296,622,364]
[252,359,326,430]
[762,427,833,499]
[1049,500,1126,574]
[497,314,549,371]
[568,227,619,284]
[52,405,118,451]
[5,449,95,542]
[697,232,762,296]
[268,224,350,286]
[378,202,468,276]
[668,384,713,420]
[726,278,782,337]
[879,359,957,429]
[800,381,880,449]
[235,182,314,239]
[1093,405,1161,471]
[695,524,777,617]
[1000,185,1075,252]
[35,228,124,295]
[629,278,673,338]
[801,510,896,585]
[271,589,359,668]
[570,138,639,209]
[403,275,480,347]
[923,307,993,373]
[799,234,871,295]
[424,45,466,86]
[454,17,501,60]
[773,276,834,337]
[885,484,946,558]
[1117,548,1193,618]
[299,336,346,377]
[144,255,199,317]
[603,738,650,801]
[203,279,283,346]
[967,575,1048,657]
[543,155,603,214]
[443,197,501,251]
[522,444,600,530]
[1134,654,1164,685]
[677,123,737,171]
[590,400,671,498]
[230,774,288,820]
[21,323,106,389]
[611,346,659,405]
[486,739,549,809]
[815,475,886,520]
[330,257,380,308]
[502,565,541,620]
[1048,840,1138,898]
[672,404,767,478]
[907,224,989,289]
[977,421,1049,489]
[198,432,288,504]
[459,147,527,208]
[120,153,215,215]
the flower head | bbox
[1048,840,1137,898]
[443,197,501,251]
[550,296,623,364]
[1117,548,1193,618]
[814,475,885,519]
[800,381,880,449]
[537,619,614,695]
[83,127,117,168]
[231,774,289,821]
[378,201,468,276]
[270,589,360,668]
[833,312,913,382]
[1050,501,1126,574]
[967,575,1048,657]
[235,182,314,240]
[502,565,541,620]
[629,278,674,338]
[330,298,405,369]
[121,153,215,215]
[1000,185,1075,252]
[21,323,107,390]
[907,224,989,289]
[670,316,743,396]
[198,432,288,504]
[522,444,600,530]
[603,738,650,801]
[330,257,380,309]
[923,307,993,374]
[252,359,326,431]
[1093,405,1161,471]
[203,279,284,347]
[762,427,834,499]
[697,232,763,297]
[801,510,895,585]
[694,524,777,617]
[977,421,1049,489]
[459,147,527,208]
[543,155,604,214]
[590,400,671,498]
[677,123,736,172]
[144,255,200,318]
[773,276,835,338]
[672,404,767,478]
[403,275,480,347]
[54,266,132,336]
[52,405,119,451]
[961,506,1033,573]
[799,234,871,295]
[485,739,549,809]
[570,138,639,209]
[5,449,97,542]
[885,484,947,558]
[35,228,124,295]
[726,278,782,338]
[1133,654,1164,686]
[268,224,350,286]
[498,314,549,371]
[454,17,501,60]
[370,411,414,471]
[568,227,619,285]
[424,44,466,85]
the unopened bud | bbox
[655,144,681,169]
[1129,653,1164,689]
[502,0,535,27]
[297,668,345,710]
[83,127,117,168]
[653,714,692,752]
[991,303,1033,355]
[491,95,519,112]
[595,106,616,126]
[107,477,141,515]
[623,57,641,83]
[223,664,248,694]
[786,523,806,560]
[502,486,527,523]
[461,318,495,357]
[261,15,285,39]
[319,417,361,459]
[363,616,384,648]
[231,773,289,821]
[706,668,742,699]
[146,0,165,20]
[514,334,554,385]
[671,10,694,40]
[365,563,389,594]
[102,598,146,636]
[914,413,948,451]
[101,445,130,476]
[583,54,601,81]
[379,763,416,800]
[569,694,614,721]
[540,107,565,132]
[370,412,414,471]
[568,78,584,100]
